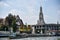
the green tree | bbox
[5,14,13,27]
[0,25,8,31]
[12,17,17,32]
[5,13,17,32]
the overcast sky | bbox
[0,0,60,25]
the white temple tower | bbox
[37,6,45,25]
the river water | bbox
[0,37,60,40]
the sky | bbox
[0,0,60,25]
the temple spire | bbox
[37,6,45,25]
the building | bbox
[37,6,45,25]
[0,14,24,33]
[32,24,60,34]
[15,15,24,26]
[15,15,24,33]
[31,6,60,35]
[0,18,3,25]
[0,18,6,26]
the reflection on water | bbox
[0,37,60,40]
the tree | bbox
[5,14,13,27]
[12,17,17,32]
[0,25,8,31]
[5,13,17,32]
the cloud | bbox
[8,9,38,25]
[0,2,10,7]
[8,9,25,18]
[44,14,57,24]
[22,15,38,25]
[57,10,60,14]
[8,9,20,15]
[40,0,48,5]
[0,0,58,24]
[57,10,60,23]
[44,15,50,23]
[44,15,49,19]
